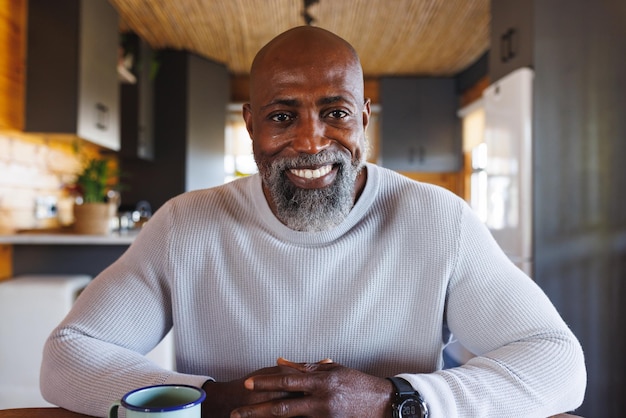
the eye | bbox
[269,112,293,123]
[325,109,349,119]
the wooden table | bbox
[0,408,584,417]
[0,408,92,417]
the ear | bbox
[242,103,254,140]
[362,98,371,132]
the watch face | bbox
[398,398,424,418]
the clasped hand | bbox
[203,357,393,418]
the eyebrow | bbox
[318,96,346,106]
[260,95,349,111]
[260,98,299,111]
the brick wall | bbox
[0,132,90,232]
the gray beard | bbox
[257,151,364,232]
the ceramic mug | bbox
[109,384,206,417]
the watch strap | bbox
[387,376,417,396]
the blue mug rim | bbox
[121,384,206,412]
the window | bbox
[224,104,257,183]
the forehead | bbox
[260,65,361,103]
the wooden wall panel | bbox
[459,75,489,108]
[0,0,25,131]
[0,244,12,281]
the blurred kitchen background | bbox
[0,1,625,416]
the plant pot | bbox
[73,202,116,235]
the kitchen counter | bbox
[1,230,140,278]
[0,231,138,245]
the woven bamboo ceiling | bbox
[109,0,490,77]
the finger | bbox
[231,395,313,418]
[277,357,333,366]
[245,372,299,391]
[277,357,334,372]
[245,370,324,393]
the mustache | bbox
[262,150,350,172]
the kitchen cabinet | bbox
[120,33,155,160]
[120,50,229,211]
[24,0,120,150]
[489,0,534,83]
[0,233,135,278]
[380,77,461,172]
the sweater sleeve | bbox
[398,205,586,417]
[40,201,212,417]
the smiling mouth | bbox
[289,164,333,179]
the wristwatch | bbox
[387,377,429,418]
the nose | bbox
[291,114,330,154]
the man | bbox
[41,26,586,417]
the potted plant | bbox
[70,156,120,235]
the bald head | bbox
[251,26,361,72]
[249,26,364,103]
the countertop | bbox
[0,230,138,245]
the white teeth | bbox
[290,165,332,179]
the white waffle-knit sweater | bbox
[41,163,585,417]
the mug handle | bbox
[109,401,122,418]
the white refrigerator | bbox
[473,67,534,277]
[447,67,535,367]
